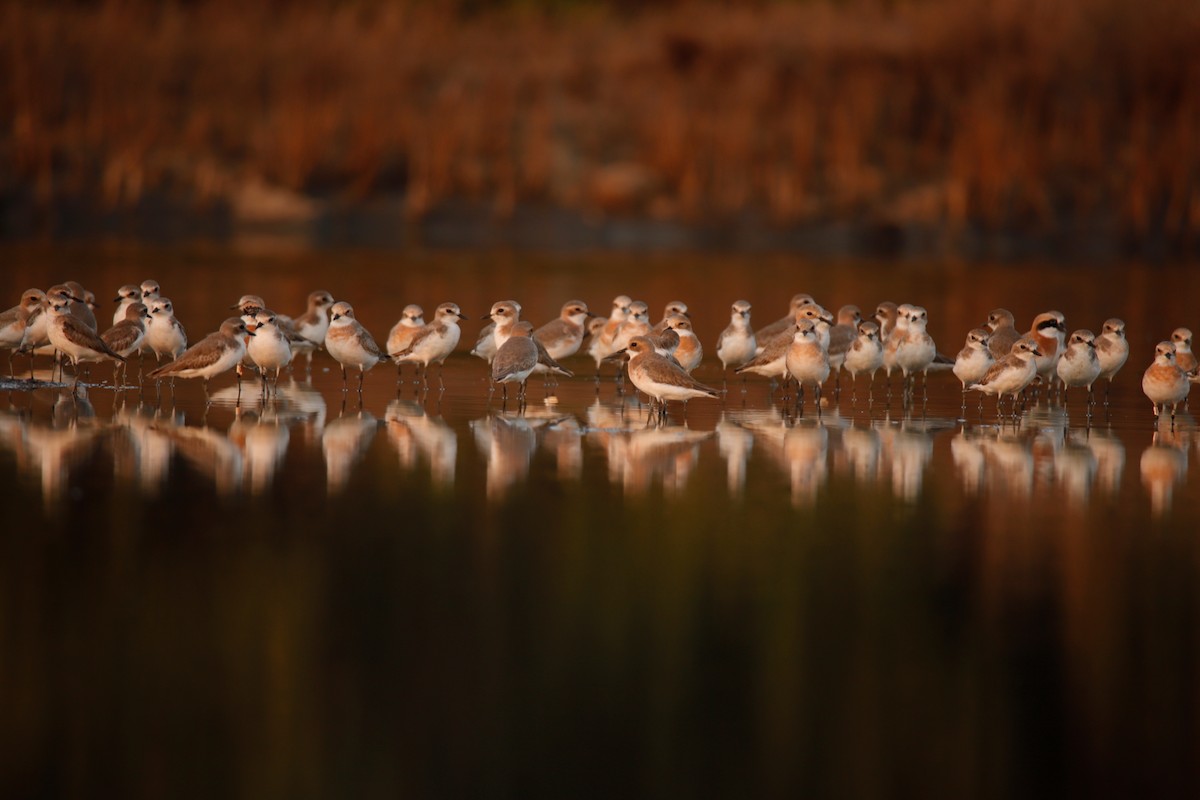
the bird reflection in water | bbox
[540,413,584,482]
[716,412,754,498]
[878,413,953,502]
[590,417,712,497]
[13,389,102,514]
[228,407,291,496]
[740,409,827,508]
[322,410,377,495]
[836,422,881,484]
[386,399,457,489]
[472,412,538,501]
[111,397,182,496]
[1141,425,1190,517]
[160,418,244,498]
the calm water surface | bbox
[1,245,1199,798]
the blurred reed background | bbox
[3,0,1198,250]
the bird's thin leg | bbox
[340,364,348,392]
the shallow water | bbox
[1,245,1199,797]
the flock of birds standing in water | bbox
[1,279,1198,424]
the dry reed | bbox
[2,0,1198,241]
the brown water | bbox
[1,245,1199,798]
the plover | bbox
[491,321,552,404]
[325,301,387,392]
[1170,327,1196,374]
[664,314,702,373]
[389,302,467,382]
[534,300,592,360]
[1,289,45,378]
[46,298,126,376]
[611,300,651,352]
[149,318,253,393]
[785,321,830,410]
[843,320,884,399]
[387,304,426,379]
[63,281,98,331]
[1142,341,1190,421]
[140,280,161,302]
[145,298,188,363]
[967,337,1042,417]
[755,293,815,350]
[112,284,143,328]
[1029,311,1067,389]
[246,309,294,392]
[715,300,756,382]
[894,305,937,388]
[1057,329,1102,405]
[827,304,862,380]
[873,301,900,341]
[651,300,689,334]
[953,328,994,397]
[985,308,1021,358]
[100,301,149,384]
[1095,318,1129,404]
[623,335,718,419]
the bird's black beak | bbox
[112,296,122,303]
[458,313,468,320]
[480,314,491,320]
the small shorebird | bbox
[45,283,95,334]
[112,284,142,327]
[843,321,884,400]
[651,300,689,334]
[664,314,703,373]
[63,281,98,331]
[881,302,913,385]
[967,337,1042,417]
[953,328,994,404]
[599,295,633,349]
[1170,328,1197,374]
[140,280,161,302]
[1095,318,1129,404]
[827,305,862,387]
[1057,329,1102,405]
[894,305,937,391]
[1,289,45,378]
[325,301,387,392]
[246,309,294,392]
[985,308,1021,358]
[100,302,149,384]
[785,321,830,411]
[1142,341,1190,421]
[289,290,336,357]
[735,326,793,386]
[145,298,188,363]
[622,335,718,420]
[715,300,756,385]
[755,293,815,350]
[534,300,592,360]
[46,298,126,376]
[611,300,651,352]
[584,316,608,376]
[387,304,426,380]
[873,301,899,341]
[231,294,268,316]
[472,300,521,364]
[389,302,467,383]
[1029,311,1067,391]
[150,318,254,395]
[491,321,566,405]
